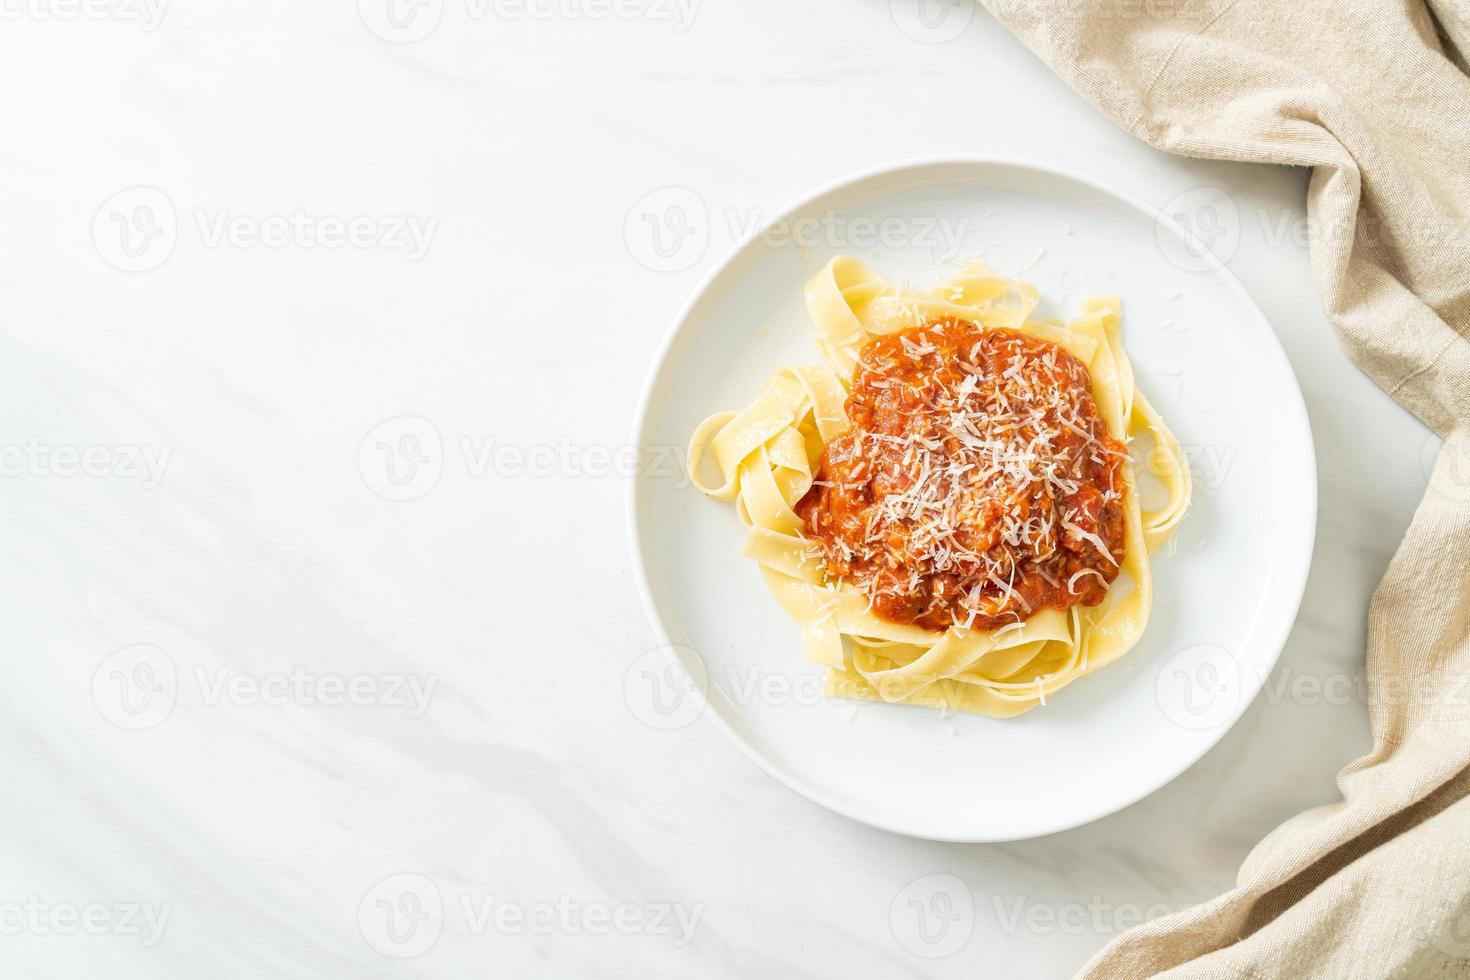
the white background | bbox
[0,0,1436,976]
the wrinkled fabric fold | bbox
[971,0,1470,974]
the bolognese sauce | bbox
[795,319,1128,633]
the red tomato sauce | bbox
[795,319,1128,632]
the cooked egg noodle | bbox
[688,257,1192,717]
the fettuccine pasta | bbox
[688,257,1190,717]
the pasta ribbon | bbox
[688,257,1191,717]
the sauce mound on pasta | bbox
[795,319,1128,632]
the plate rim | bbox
[626,154,1318,843]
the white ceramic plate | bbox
[628,158,1316,842]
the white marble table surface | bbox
[0,0,1434,976]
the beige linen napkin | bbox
[973,0,1470,975]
